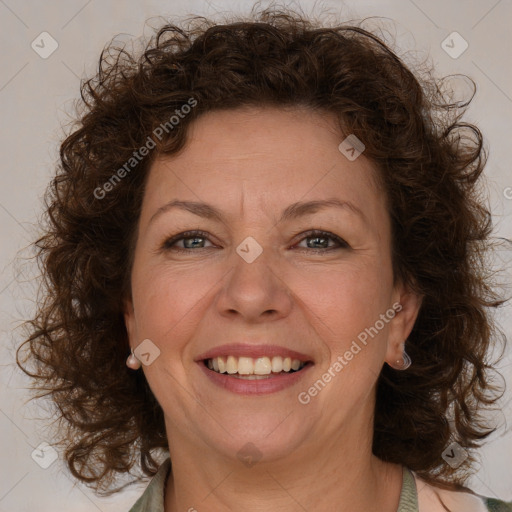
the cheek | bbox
[132,263,216,341]
[131,247,393,354]
[291,264,392,353]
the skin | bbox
[124,106,422,511]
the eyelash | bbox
[161,229,349,254]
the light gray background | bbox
[0,1,511,510]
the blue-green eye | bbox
[161,229,349,253]
[294,230,349,252]
[162,230,213,251]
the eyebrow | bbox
[148,198,368,226]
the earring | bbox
[126,348,141,370]
[394,350,412,370]
[390,343,412,371]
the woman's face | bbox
[124,106,420,464]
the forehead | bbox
[140,107,386,229]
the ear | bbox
[384,280,423,366]
[123,296,137,348]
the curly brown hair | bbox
[16,4,508,496]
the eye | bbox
[161,230,215,252]
[293,230,349,253]
[160,229,350,253]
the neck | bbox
[163,425,403,511]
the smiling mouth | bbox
[204,355,310,379]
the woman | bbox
[17,6,512,511]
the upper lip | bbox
[195,344,314,363]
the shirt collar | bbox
[128,459,419,511]
[128,457,172,512]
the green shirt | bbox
[128,457,512,511]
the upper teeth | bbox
[206,356,305,375]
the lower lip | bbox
[197,361,313,395]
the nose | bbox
[215,246,293,323]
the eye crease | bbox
[160,229,350,253]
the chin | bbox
[199,417,310,464]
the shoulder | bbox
[484,499,512,512]
[412,472,512,512]
[128,457,172,512]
